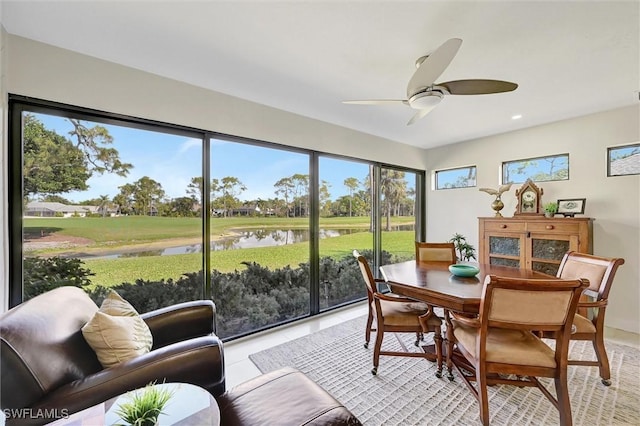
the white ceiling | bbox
[2,1,639,149]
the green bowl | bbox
[448,264,480,277]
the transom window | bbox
[502,154,569,184]
[434,166,477,190]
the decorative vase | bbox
[491,198,505,217]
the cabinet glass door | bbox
[529,235,574,275]
[488,235,521,268]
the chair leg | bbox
[555,370,573,426]
[364,311,373,349]
[372,327,384,375]
[592,335,611,386]
[476,366,490,426]
[414,332,421,347]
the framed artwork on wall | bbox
[557,198,586,217]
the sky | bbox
[33,112,412,204]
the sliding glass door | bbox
[379,167,419,267]
[17,109,205,311]
[317,156,371,311]
[208,138,311,336]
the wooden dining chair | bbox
[448,274,588,426]
[554,251,625,386]
[415,241,456,264]
[353,250,443,376]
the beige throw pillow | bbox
[82,291,153,368]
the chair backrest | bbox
[480,275,588,334]
[353,250,377,296]
[1,287,102,410]
[415,242,456,263]
[556,251,624,299]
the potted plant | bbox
[544,202,558,218]
[449,233,477,263]
[115,382,175,426]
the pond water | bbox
[82,226,411,260]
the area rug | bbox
[249,316,640,426]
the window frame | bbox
[8,94,426,338]
[433,165,477,190]
[501,153,569,184]
[607,143,640,177]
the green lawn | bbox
[24,215,416,287]
[25,215,410,247]
[83,231,415,287]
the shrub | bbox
[22,251,395,339]
[23,256,94,301]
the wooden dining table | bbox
[379,260,553,378]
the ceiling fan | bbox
[343,38,518,125]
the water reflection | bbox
[81,226,412,259]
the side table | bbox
[46,383,219,426]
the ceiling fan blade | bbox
[342,99,408,105]
[438,79,518,95]
[406,105,437,126]
[407,38,462,97]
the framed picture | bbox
[557,198,586,217]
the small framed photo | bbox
[557,198,586,217]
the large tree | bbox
[291,174,309,217]
[132,176,165,216]
[114,183,136,215]
[274,177,294,217]
[319,180,332,217]
[23,114,89,197]
[218,176,246,217]
[23,114,132,198]
[380,169,407,230]
[67,119,132,177]
[343,177,359,217]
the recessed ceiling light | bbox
[511,114,522,120]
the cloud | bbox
[179,138,202,154]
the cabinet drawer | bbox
[527,221,580,234]
[483,221,526,232]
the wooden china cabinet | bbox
[479,216,593,276]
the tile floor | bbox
[222,301,639,389]
[223,301,369,388]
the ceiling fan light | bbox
[409,91,444,110]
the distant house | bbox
[229,204,261,217]
[25,201,96,218]
[212,204,263,217]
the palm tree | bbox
[343,177,359,217]
[98,194,110,218]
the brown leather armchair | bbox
[1,286,225,425]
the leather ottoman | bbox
[216,367,362,425]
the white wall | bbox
[425,105,640,333]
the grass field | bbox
[25,215,408,246]
[82,231,415,286]
[24,216,415,286]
